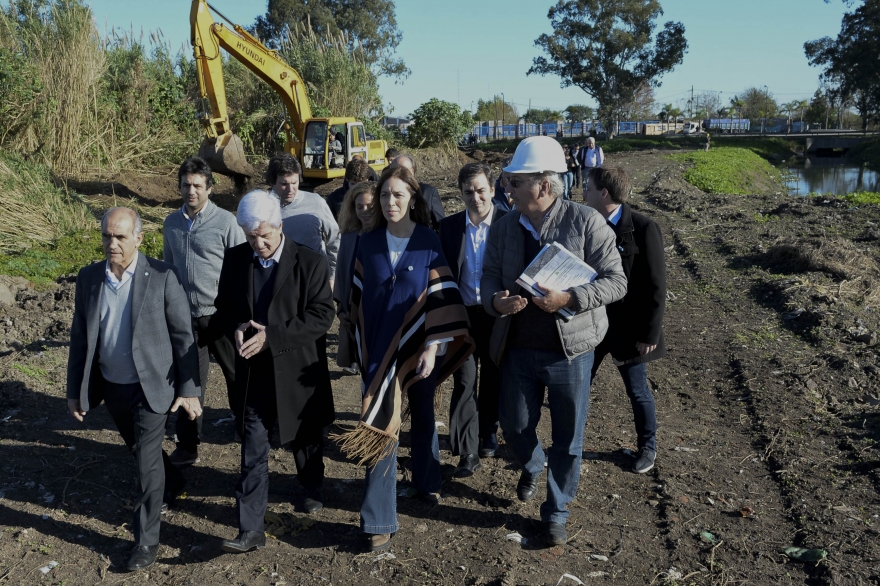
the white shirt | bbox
[385,231,410,268]
[460,211,493,306]
[105,251,139,290]
[254,235,285,268]
[607,205,622,226]
[584,146,604,168]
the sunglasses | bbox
[507,177,533,189]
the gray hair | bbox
[392,153,417,175]
[237,190,282,232]
[526,172,564,199]
[101,207,143,236]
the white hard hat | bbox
[503,136,568,174]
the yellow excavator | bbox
[190,0,389,181]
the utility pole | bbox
[690,86,694,120]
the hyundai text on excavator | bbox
[190,0,389,182]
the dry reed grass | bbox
[0,157,94,252]
[765,239,880,307]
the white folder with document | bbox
[516,242,597,320]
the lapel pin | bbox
[145,272,149,276]
[407,266,413,271]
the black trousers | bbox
[236,368,324,532]
[572,166,582,189]
[449,305,501,456]
[103,381,185,546]
[175,315,237,451]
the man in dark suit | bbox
[439,163,507,477]
[326,158,374,219]
[67,207,201,572]
[391,154,446,231]
[583,167,666,474]
[211,190,335,553]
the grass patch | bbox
[710,137,797,159]
[670,147,783,195]
[806,191,880,206]
[0,229,164,287]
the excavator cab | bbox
[300,118,377,179]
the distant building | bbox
[382,117,413,132]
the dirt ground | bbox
[3,147,880,585]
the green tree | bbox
[254,0,408,79]
[528,0,687,138]
[523,108,563,124]
[805,0,880,130]
[407,99,472,148]
[739,87,777,121]
[564,104,594,121]
[475,96,518,123]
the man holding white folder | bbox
[480,136,626,547]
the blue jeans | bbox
[499,348,593,525]
[562,172,573,200]
[591,350,657,452]
[361,370,441,534]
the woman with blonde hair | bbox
[333,182,375,374]
[334,166,473,551]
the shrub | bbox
[407,99,472,149]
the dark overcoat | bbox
[211,238,335,444]
[603,203,667,365]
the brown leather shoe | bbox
[368,533,392,552]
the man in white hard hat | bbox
[480,136,626,547]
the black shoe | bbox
[417,492,441,506]
[453,454,482,478]
[543,522,567,546]
[126,544,159,571]
[478,435,499,458]
[303,487,324,514]
[163,478,186,509]
[169,447,200,466]
[221,530,266,553]
[516,471,540,502]
[632,447,656,474]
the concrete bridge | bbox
[804,133,878,155]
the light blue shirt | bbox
[254,235,285,268]
[104,251,138,290]
[182,205,203,231]
[607,205,622,226]
[518,204,555,241]
[460,212,493,306]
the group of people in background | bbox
[65,135,666,571]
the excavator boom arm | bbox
[191,0,311,148]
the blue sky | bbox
[86,0,850,118]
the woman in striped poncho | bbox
[334,165,474,552]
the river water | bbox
[782,157,880,196]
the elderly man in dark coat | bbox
[211,189,335,553]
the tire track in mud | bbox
[636,192,878,585]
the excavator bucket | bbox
[198,133,254,179]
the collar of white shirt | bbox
[607,204,623,226]
[105,250,139,290]
[465,209,493,230]
[254,234,285,268]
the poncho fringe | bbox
[333,226,474,466]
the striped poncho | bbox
[334,224,474,466]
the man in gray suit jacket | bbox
[66,207,201,572]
